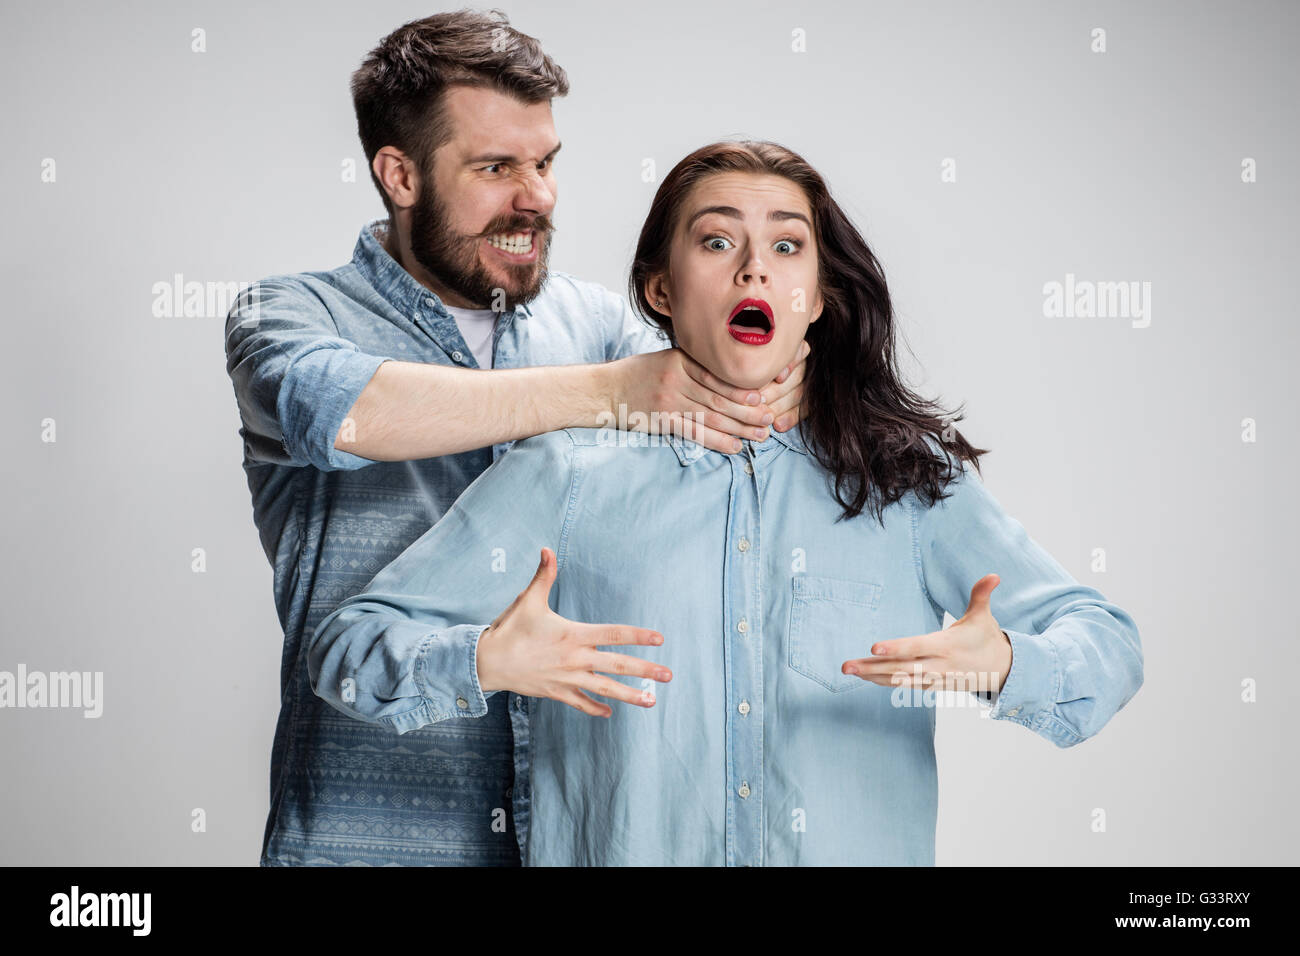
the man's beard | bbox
[407,178,553,312]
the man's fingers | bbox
[681,421,745,455]
[678,350,761,406]
[680,381,774,432]
[772,340,811,385]
[678,360,774,429]
[763,349,807,401]
[766,383,803,419]
[580,624,664,648]
[584,649,672,683]
[664,412,739,454]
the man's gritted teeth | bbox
[485,230,535,254]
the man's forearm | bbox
[336,359,616,461]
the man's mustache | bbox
[472,215,556,239]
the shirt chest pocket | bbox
[787,575,884,693]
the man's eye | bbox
[483,164,504,174]
[704,235,733,251]
[537,158,552,171]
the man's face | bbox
[408,85,559,311]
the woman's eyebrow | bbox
[686,205,811,228]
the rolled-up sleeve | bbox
[224,277,393,471]
[309,429,580,733]
[909,457,1144,748]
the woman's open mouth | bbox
[483,230,538,264]
[727,297,775,345]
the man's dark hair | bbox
[351,9,569,218]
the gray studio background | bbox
[2,0,1295,865]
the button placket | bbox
[723,441,763,866]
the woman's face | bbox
[648,172,824,390]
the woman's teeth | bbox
[487,232,533,254]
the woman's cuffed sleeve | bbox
[909,458,1144,747]
[308,430,579,733]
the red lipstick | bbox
[727,297,775,346]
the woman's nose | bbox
[738,247,769,284]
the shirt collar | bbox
[665,421,810,467]
[352,218,533,321]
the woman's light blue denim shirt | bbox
[312,424,1143,865]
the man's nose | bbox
[515,168,556,216]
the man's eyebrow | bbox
[685,205,812,228]
[466,142,562,165]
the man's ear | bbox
[644,273,672,316]
[375,146,419,210]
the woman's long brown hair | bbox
[629,140,990,525]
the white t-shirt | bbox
[444,305,499,370]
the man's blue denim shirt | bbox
[224,219,668,865]
[313,426,1144,865]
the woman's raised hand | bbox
[475,547,672,717]
[841,574,1014,694]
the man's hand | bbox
[476,547,672,717]
[841,574,1013,694]
[605,340,810,454]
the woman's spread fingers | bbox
[575,673,658,708]
[559,689,612,718]
[585,650,672,682]
[582,625,664,648]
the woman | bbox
[311,141,1144,866]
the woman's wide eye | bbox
[704,236,733,251]
[774,239,800,255]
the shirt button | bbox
[424,297,436,308]
[738,537,750,552]
[743,461,754,476]
[737,617,748,634]
[1007,707,1020,717]
[738,782,751,799]
[451,350,464,362]
[738,700,750,716]
[456,697,469,710]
